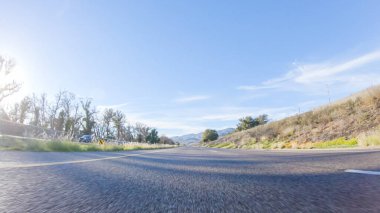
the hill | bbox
[172,128,235,145]
[206,85,380,149]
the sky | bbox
[1,0,380,136]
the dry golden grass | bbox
[208,85,380,149]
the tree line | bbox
[0,91,175,144]
[0,56,175,145]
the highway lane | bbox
[0,147,380,212]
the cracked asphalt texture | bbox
[0,147,380,212]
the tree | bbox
[93,121,106,140]
[39,93,48,128]
[135,123,150,143]
[122,123,134,142]
[202,129,218,142]
[159,135,175,145]
[256,114,269,125]
[146,128,160,144]
[80,99,96,135]
[112,110,125,140]
[61,91,76,134]
[55,110,65,132]
[8,103,20,122]
[29,93,41,126]
[102,108,115,138]
[0,56,21,103]
[236,116,256,132]
[236,114,269,132]
[19,97,31,124]
[49,91,64,130]
[68,103,81,138]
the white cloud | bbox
[294,50,380,84]
[237,84,279,91]
[174,95,210,103]
[237,50,380,91]
[193,106,297,121]
[97,102,129,111]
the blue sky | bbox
[1,0,380,136]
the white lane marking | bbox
[345,169,380,176]
[0,150,166,169]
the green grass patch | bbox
[241,139,257,149]
[210,141,236,149]
[261,140,272,149]
[311,137,358,149]
[208,137,361,150]
[0,135,176,152]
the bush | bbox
[236,114,269,132]
[202,129,219,142]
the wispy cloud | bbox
[96,102,129,110]
[193,106,297,121]
[175,95,210,103]
[294,50,380,84]
[237,84,278,91]
[238,50,380,91]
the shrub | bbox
[202,129,219,142]
[261,141,271,149]
[236,114,269,132]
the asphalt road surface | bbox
[1,147,380,212]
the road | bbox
[0,147,380,212]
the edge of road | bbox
[0,148,173,169]
[197,146,380,153]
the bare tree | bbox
[49,91,64,130]
[19,97,31,124]
[159,135,175,145]
[0,56,21,103]
[134,122,150,143]
[68,102,82,139]
[112,110,125,140]
[61,92,76,134]
[102,108,115,139]
[80,98,96,135]
[55,110,65,132]
[29,93,41,126]
[8,103,20,122]
[93,121,106,140]
[39,93,48,127]
[122,123,134,142]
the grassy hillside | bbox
[206,85,380,149]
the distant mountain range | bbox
[171,128,235,145]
